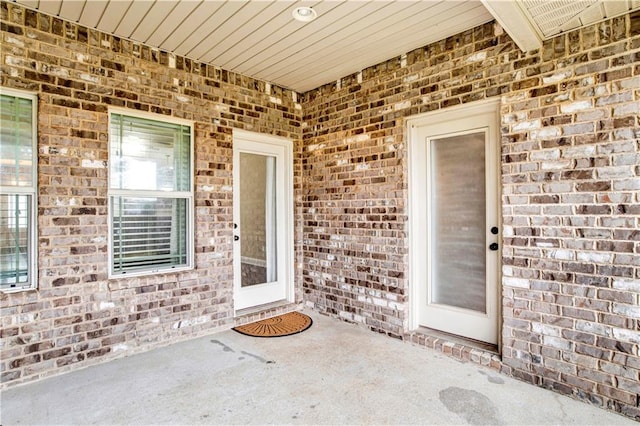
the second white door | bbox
[409,100,500,345]
[233,130,293,311]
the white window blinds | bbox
[109,112,193,276]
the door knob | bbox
[234,235,239,241]
[489,242,499,251]
[491,226,499,235]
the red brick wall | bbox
[1,2,303,385]
[301,14,639,419]
[1,1,639,420]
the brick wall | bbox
[0,2,303,386]
[1,1,639,420]
[500,17,640,417]
[301,13,639,419]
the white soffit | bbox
[481,0,542,52]
[9,0,640,90]
[483,0,640,52]
[10,0,494,93]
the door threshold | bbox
[234,301,301,326]
[406,327,502,371]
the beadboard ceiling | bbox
[10,0,640,93]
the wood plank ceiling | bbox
[10,0,640,93]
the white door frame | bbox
[232,129,294,312]
[407,99,501,344]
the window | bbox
[0,89,38,291]
[108,110,193,276]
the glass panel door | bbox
[232,130,293,311]
[239,153,277,287]
[408,99,500,345]
[430,132,486,313]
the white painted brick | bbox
[512,120,541,131]
[612,303,640,318]
[562,145,596,158]
[560,100,593,114]
[307,143,326,152]
[345,134,370,143]
[576,109,608,121]
[466,51,487,63]
[81,159,106,168]
[597,166,634,179]
[113,344,129,352]
[612,328,640,344]
[502,225,514,237]
[79,73,99,83]
[530,149,560,160]
[99,301,115,310]
[577,252,612,263]
[504,277,530,289]
[612,179,640,191]
[542,70,572,84]
[541,160,572,170]
[575,320,611,337]
[502,93,528,103]
[532,322,561,336]
[612,279,640,292]
[550,250,574,261]
[372,297,388,307]
[543,336,572,350]
[552,93,570,102]
[48,67,71,78]
[531,126,561,139]
[543,182,572,192]
[617,77,640,90]
[394,100,411,111]
[613,102,640,117]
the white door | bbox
[408,100,500,345]
[233,130,293,311]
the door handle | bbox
[489,242,499,251]
[234,235,239,241]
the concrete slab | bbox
[1,311,635,425]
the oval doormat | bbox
[233,311,312,338]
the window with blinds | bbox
[0,89,38,291]
[109,112,193,276]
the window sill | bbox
[0,286,37,295]
[108,265,194,280]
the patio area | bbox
[1,310,634,425]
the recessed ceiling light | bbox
[292,6,317,23]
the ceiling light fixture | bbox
[292,6,317,23]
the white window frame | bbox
[0,87,38,292]
[107,108,194,278]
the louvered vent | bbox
[521,0,639,38]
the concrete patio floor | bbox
[1,310,635,425]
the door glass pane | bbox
[430,132,486,313]
[239,153,277,287]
